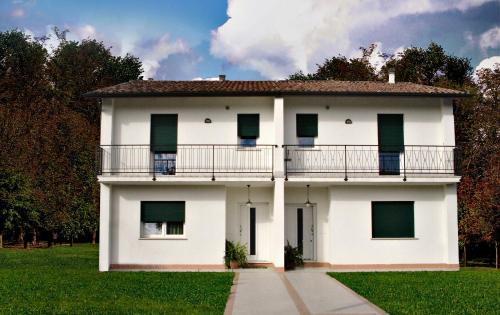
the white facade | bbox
[98,92,460,271]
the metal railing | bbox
[284,145,461,180]
[97,144,276,180]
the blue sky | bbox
[1,0,499,80]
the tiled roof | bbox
[84,80,467,97]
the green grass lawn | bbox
[0,244,234,315]
[329,268,500,315]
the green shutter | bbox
[378,114,404,152]
[296,114,318,137]
[372,201,414,238]
[238,114,259,138]
[141,201,185,223]
[151,114,177,153]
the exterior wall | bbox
[284,187,330,262]
[109,185,226,265]
[284,96,451,145]
[328,185,457,265]
[110,96,275,145]
[99,94,460,269]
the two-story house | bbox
[86,76,465,272]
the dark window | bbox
[151,114,178,153]
[151,114,178,174]
[297,208,303,251]
[296,114,318,137]
[250,207,256,255]
[238,114,260,138]
[377,114,404,153]
[140,201,186,237]
[378,114,404,175]
[372,201,414,238]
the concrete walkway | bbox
[226,269,386,315]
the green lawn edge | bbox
[0,244,234,315]
[328,269,500,315]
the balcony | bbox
[284,145,461,180]
[97,145,276,180]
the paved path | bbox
[226,269,386,315]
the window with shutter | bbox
[378,114,404,175]
[372,201,414,238]
[141,201,185,237]
[151,114,177,153]
[238,114,259,147]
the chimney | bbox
[218,74,226,81]
[388,68,395,84]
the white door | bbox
[240,204,269,261]
[285,206,315,260]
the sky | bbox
[1,0,499,80]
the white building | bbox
[86,78,466,272]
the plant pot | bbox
[229,260,239,269]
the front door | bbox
[285,206,315,260]
[240,204,269,261]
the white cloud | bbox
[133,34,191,79]
[192,76,220,81]
[475,55,500,72]
[479,26,500,52]
[10,8,25,17]
[211,0,494,79]
[74,24,97,40]
[23,25,195,79]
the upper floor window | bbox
[238,114,259,147]
[377,114,404,175]
[151,114,178,175]
[141,201,185,238]
[296,114,318,147]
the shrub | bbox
[224,240,248,268]
[284,242,304,270]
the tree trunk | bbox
[495,240,498,270]
[53,232,58,246]
[23,228,28,249]
[70,236,73,247]
[32,227,37,246]
[91,230,96,245]
[18,227,24,242]
[0,232,3,248]
[463,244,467,267]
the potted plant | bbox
[284,242,304,270]
[225,240,248,269]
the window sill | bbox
[139,237,187,240]
[371,237,418,240]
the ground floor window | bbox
[141,201,185,238]
[371,201,414,238]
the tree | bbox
[380,42,472,87]
[289,45,377,81]
[0,29,142,247]
[0,170,36,248]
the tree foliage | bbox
[289,44,377,81]
[0,29,142,247]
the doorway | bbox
[239,204,270,261]
[285,205,315,261]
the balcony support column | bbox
[99,183,112,271]
[444,183,459,265]
[272,178,285,271]
[273,97,285,179]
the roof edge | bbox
[84,91,468,98]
